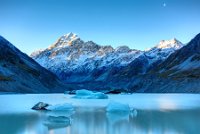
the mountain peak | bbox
[156,38,183,49]
[63,32,78,40]
[59,32,79,46]
[48,32,80,49]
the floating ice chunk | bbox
[92,92,108,99]
[76,89,93,96]
[106,102,130,113]
[73,89,108,99]
[47,103,74,111]
[43,116,71,129]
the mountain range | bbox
[0,33,200,93]
[31,33,183,83]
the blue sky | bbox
[0,0,200,54]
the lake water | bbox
[0,94,200,134]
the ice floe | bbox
[46,103,74,111]
[72,89,108,99]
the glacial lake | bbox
[0,94,200,134]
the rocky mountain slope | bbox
[110,33,200,93]
[155,33,200,78]
[31,33,183,85]
[144,33,200,92]
[0,36,71,93]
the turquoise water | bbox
[0,94,200,134]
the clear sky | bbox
[0,0,200,54]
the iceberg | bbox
[72,89,108,99]
[46,109,75,117]
[76,89,93,96]
[106,101,130,113]
[92,92,108,99]
[46,103,74,111]
[32,102,74,112]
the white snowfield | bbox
[0,94,200,114]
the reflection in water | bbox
[0,113,45,134]
[0,109,200,134]
[43,116,71,130]
[106,112,130,124]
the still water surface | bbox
[0,94,200,134]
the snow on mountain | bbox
[31,33,183,82]
[144,38,183,64]
[49,32,79,49]
[154,33,200,75]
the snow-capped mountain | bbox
[144,38,183,64]
[140,33,200,93]
[2,32,200,93]
[0,35,70,93]
[31,32,183,83]
[155,33,200,77]
[94,33,200,93]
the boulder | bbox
[32,102,50,110]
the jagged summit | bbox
[156,38,183,49]
[49,32,80,49]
